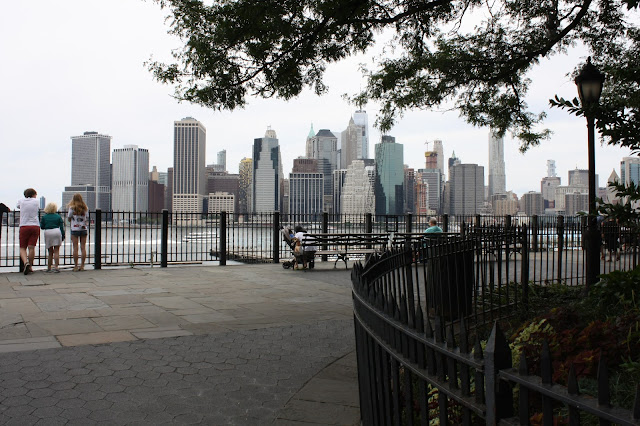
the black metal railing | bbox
[2,211,639,282]
[351,240,640,425]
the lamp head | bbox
[574,57,605,106]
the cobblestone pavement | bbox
[0,263,360,425]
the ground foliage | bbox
[508,271,640,412]
[148,0,639,150]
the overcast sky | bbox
[0,1,633,208]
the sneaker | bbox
[73,266,79,272]
[53,268,60,273]
[45,269,52,273]
[24,264,32,275]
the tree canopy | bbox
[148,0,640,150]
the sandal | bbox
[73,266,79,272]
[24,264,32,275]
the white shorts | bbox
[44,228,62,249]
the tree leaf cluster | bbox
[148,0,639,150]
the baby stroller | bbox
[281,225,315,269]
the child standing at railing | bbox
[67,193,89,272]
[40,203,65,273]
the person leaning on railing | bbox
[16,188,40,275]
[40,202,65,273]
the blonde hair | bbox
[67,193,88,216]
[44,203,58,214]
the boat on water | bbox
[182,231,217,243]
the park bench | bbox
[301,233,391,269]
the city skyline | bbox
[0,1,634,207]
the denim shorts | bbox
[71,230,88,237]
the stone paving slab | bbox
[0,262,361,424]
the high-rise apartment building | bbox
[238,158,252,214]
[252,128,283,213]
[541,176,562,209]
[63,131,112,211]
[488,130,506,197]
[352,109,369,159]
[112,145,149,214]
[173,117,207,215]
[448,163,484,216]
[521,191,544,216]
[375,135,404,215]
[308,129,338,199]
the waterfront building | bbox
[333,169,348,215]
[238,157,252,214]
[488,130,506,198]
[492,193,519,216]
[341,159,376,219]
[208,192,235,214]
[308,129,339,202]
[521,191,544,216]
[63,131,111,211]
[565,191,589,216]
[568,168,590,187]
[172,117,207,215]
[252,128,283,213]
[541,176,562,209]
[448,163,484,216]
[165,168,173,212]
[112,145,149,215]
[375,135,404,215]
[206,167,240,214]
[289,158,324,221]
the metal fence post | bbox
[322,212,329,262]
[273,211,280,263]
[485,322,514,424]
[365,213,373,234]
[406,213,413,233]
[220,211,227,266]
[161,209,168,268]
[557,215,564,284]
[505,215,512,230]
[532,215,539,252]
[94,209,102,270]
[521,224,529,309]
[442,214,449,232]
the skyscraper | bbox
[63,131,112,211]
[341,159,376,218]
[375,135,404,215]
[289,159,324,221]
[620,156,640,186]
[252,128,283,213]
[488,130,506,197]
[217,150,227,172]
[353,110,369,159]
[340,117,364,169]
[238,157,252,214]
[112,145,149,214]
[433,139,444,177]
[448,163,484,216]
[308,129,339,210]
[173,117,206,214]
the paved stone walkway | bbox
[0,263,360,425]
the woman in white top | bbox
[67,193,89,271]
[16,188,40,275]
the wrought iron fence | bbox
[351,240,640,425]
[2,210,640,282]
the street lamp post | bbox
[574,57,605,288]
